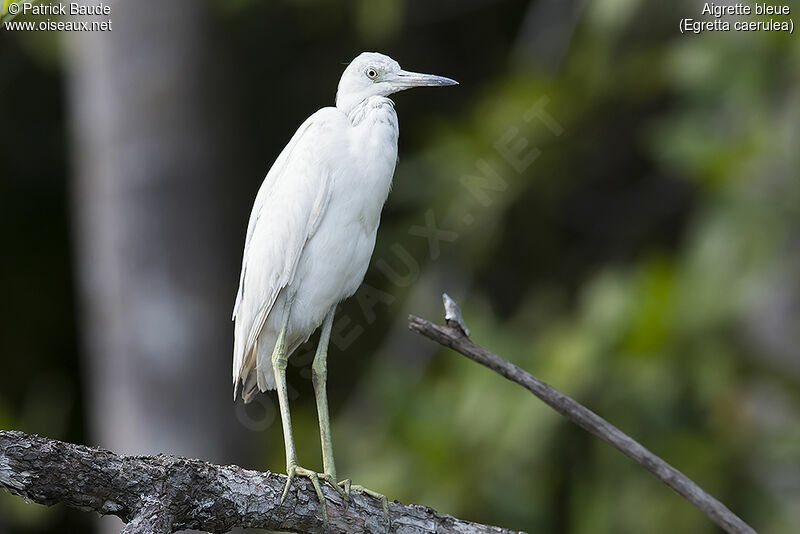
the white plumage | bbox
[232,52,456,402]
[230,52,456,521]
[232,99,397,400]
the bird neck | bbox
[341,96,396,126]
[336,88,362,116]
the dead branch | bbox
[408,294,757,534]
[0,430,523,534]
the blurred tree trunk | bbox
[65,1,249,531]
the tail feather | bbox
[234,317,308,403]
[234,340,264,402]
[241,372,261,404]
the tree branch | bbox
[408,295,757,534]
[0,430,523,534]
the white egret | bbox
[232,52,457,522]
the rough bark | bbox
[0,430,524,534]
[408,295,757,534]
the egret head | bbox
[336,52,458,115]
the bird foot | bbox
[338,479,390,522]
[281,465,330,525]
[319,472,349,501]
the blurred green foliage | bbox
[1,0,799,533]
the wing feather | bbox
[232,107,345,397]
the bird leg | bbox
[310,307,390,521]
[311,307,348,501]
[273,295,328,525]
[312,307,390,521]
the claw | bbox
[320,472,349,501]
[280,465,329,526]
[280,466,295,504]
[348,483,389,523]
[338,478,351,496]
[337,479,352,511]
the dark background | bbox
[1,0,798,533]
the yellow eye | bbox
[366,68,378,80]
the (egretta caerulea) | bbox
[232,52,457,521]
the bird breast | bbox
[288,97,399,333]
[346,96,399,230]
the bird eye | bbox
[365,68,378,80]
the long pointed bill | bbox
[389,69,459,89]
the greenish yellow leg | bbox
[312,307,348,501]
[311,308,388,522]
[273,295,328,525]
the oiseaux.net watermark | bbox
[3,2,112,31]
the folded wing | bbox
[232,107,345,399]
